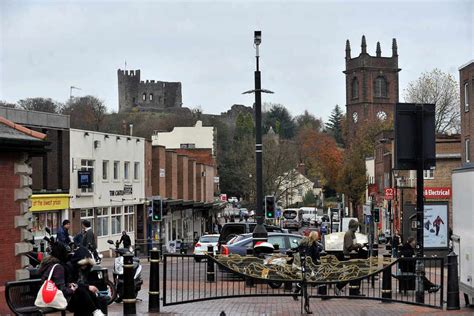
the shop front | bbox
[30,194,70,240]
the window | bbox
[134,162,140,180]
[268,235,286,249]
[113,161,120,180]
[351,78,359,99]
[80,208,95,233]
[124,205,135,233]
[297,187,304,197]
[149,93,153,101]
[96,208,109,237]
[374,76,388,97]
[124,161,130,180]
[32,211,61,238]
[423,169,434,179]
[102,160,109,180]
[465,82,470,112]
[289,236,302,249]
[466,138,471,163]
[80,159,94,193]
[111,206,122,235]
[142,93,146,101]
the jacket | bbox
[56,226,70,245]
[82,228,96,251]
[38,256,74,298]
[343,230,358,256]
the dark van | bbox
[217,222,284,251]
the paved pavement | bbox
[100,256,474,316]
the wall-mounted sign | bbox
[159,168,165,178]
[424,187,451,199]
[214,176,220,183]
[30,194,70,212]
[110,185,133,196]
[384,188,394,200]
[78,170,93,188]
[423,203,448,249]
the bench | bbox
[5,279,66,315]
[392,270,416,294]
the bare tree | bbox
[404,68,460,134]
[62,95,107,131]
[17,97,61,113]
[0,100,16,108]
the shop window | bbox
[134,162,140,180]
[113,161,120,180]
[96,207,109,237]
[111,206,122,235]
[32,211,61,238]
[124,205,135,233]
[124,161,130,180]
[80,208,95,233]
[80,159,94,193]
[102,160,109,180]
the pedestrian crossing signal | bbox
[265,196,275,219]
[152,199,162,222]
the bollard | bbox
[446,251,460,310]
[123,253,136,315]
[349,280,360,296]
[148,248,160,313]
[415,259,425,304]
[40,241,45,253]
[207,245,215,282]
[381,264,392,300]
[245,248,254,287]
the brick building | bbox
[0,117,47,314]
[344,36,400,141]
[371,131,461,241]
[459,60,474,165]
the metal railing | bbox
[162,254,444,309]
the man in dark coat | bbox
[81,220,96,251]
[57,220,71,246]
[119,231,132,249]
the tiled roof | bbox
[0,116,46,141]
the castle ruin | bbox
[117,69,182,112]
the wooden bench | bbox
[5,279,66,315]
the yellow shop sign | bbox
[30,194,70,212]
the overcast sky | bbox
[1,0,473,121]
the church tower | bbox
[344,36,400,139]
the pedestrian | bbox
[293,231,322,300]
[57,219,71,246]
[399,237,440,293]
[38,241,104,316]
[392,230,401,257]
[119,231,132,249]
[81,220,96,251]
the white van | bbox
[299,207,318,225]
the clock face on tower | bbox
[377,111,387,121]
[352,112,358,123]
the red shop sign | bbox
[384,188,394,200]
[423,187,451,199]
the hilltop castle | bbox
[117,69,183,112]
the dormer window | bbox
[351,78,359,99]
[374,76,387,97]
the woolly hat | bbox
[71,246,95,266]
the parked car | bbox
[217,223,284,252]
[220,232,303,256]
[193,234,219,262]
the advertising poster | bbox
[423,203,448,248]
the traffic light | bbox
[152,199,163,222]
[373,208,380,223]
[265,196,275,219]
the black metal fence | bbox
[162,254,444,309]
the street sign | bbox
[384,188,394,200]
[424,187,451,199]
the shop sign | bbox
[424,187,451,199]
[110,185,133,196]
[384,188,394,200]
[30,194,69,212]
[159,168,165,178]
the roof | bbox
[0,116,47,154]
[459,60,474,71]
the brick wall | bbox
[151,146,166,197]
[177,155,189,200]
[460,62,474,165]
[204,165,215,202]
[195,163,204,202]
[175,148,215,166]
[165,150,178,199]
[188,159,196,201]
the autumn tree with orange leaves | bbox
[297,127,343,189]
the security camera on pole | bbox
[242,31,274,247]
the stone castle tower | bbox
[344,36,400,137]
[117,69,183,112]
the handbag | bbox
[34,263,68,310]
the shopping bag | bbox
[34,263,68,309]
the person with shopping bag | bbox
[36,240,105,316]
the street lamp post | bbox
[243,31,274,247]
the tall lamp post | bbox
[243,31,273,247]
